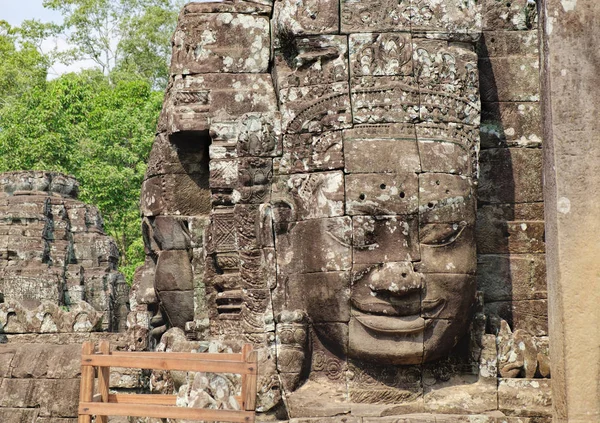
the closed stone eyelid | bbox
[420,221,467,247]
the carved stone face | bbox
[273,122,478,365]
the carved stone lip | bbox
[351,299,444,335]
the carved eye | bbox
[420,222,467,247]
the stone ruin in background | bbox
[133,0,550,421]
[0,170,134,421]
[0,171,128,333]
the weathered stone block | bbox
[141,173,211,217]
[279,83,352,134]
[419,174,475,224]
[0,347,14,378]
[476,205,545,254]
[345,172,419,216]
[157,290,194,329]
[209,159,239,190]
[0,408,39,422]
[0,378,80,417]
[352,215,420,264]
[276,217,352,274]
[482,0,538,30]
[276,131,344,174]
[151,216,191,251]
[171,12,270,74]
[341,0,411,33]
[273,0,339,35]
[9,344,80,379]
[414,39,479,92]
[423,380,497,415]
[420,86,481,126]
[498,378,552,417]
[485,300,548,336]
[479,57,540,102]
[348,359,423,406]
[188,216,210,249]
[477,254,547,302]
[411,0,483,36]
[478,148,543,204]
[155,250,193,292]
[416,123,478,174]
[418,225,477,274]
[481,102,542,149]
[145,133,210,178]
[277,272,351,323]
[286,380,351,417]
[349,33,413,78]
[344,137,420,174]
[272,171,345,221]
[274,35,348,90]
[236,112,283,158]
[179,2,272,15]
[162,74,277,134]
[208,208,237,253]
[240,248,276,290]
[479,30,539,58]
[109,366,144,389]
[0,266,62,305]
[351,76,420,124]
[131,257,157,307]
[362,416,435,423]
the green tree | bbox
[0,21,49,107]
[42,0,183,88]
[0,0,183,282]
[0,70,162,281]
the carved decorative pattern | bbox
[173,91,209,106]
[212,211,236,252]
[351,33,413,77]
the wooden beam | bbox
[97,341,110,423]
[78,402,255,422]
[108,394,177,405]
[78,342,95,423]
[81,355,253,374]
[242,347,258,411]
[108,351,243,361]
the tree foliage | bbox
[0,0,181,282]
[0,70,162,280]
[42,0,183,87]
[0,21,50,106]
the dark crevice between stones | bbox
[276,26,300,68]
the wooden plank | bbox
[78,402,254,423]
[108,351,243,361]
[240,344,252,410]
[97,341,110,423]
[108,394,177,405]
[81,355,253,374]
[242,345,258,411]
[78,342,95,423]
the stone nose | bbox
[365,263,423,297]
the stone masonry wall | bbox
[0,171,137,423]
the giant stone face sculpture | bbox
[142,0,484,415]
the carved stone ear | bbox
[275,310,309,392]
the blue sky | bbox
[1,0,63,26]
[1,0,89,78]
[1,0,217,78]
